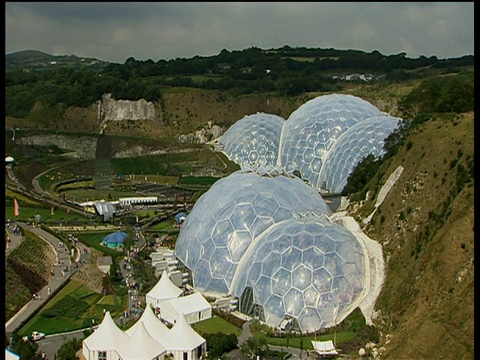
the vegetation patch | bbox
[18,280,122,337]
[192,315,242,336]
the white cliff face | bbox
[177,122,224,144]
[98,94,156,121]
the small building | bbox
[97,256,113,274]
[102,231,128,248]
[94,200,116,221]
[175,212,187,223]
[119,196,158,207]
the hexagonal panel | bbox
[292,265,312,291]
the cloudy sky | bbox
[6,2,474,63]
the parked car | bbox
[31,331,45,341]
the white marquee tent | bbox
[82,311,129,360]
[146,270,183,309]
[159,292,212,325]
[118,322,166,360]
[160,314,207,360]
[125,304,170,341]
[5,349,20,360]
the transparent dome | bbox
[174,169,332,296]
[280,94,382,190]
[231,215,366,333]
[220,113,285,168]
[319,115,402,193]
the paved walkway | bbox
[5,222,90,336]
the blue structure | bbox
[175,212,187,223]
[103,231,128,248]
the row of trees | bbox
[5,46,473,118]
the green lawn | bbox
[5,204,86,224]
[263,331,356,350]
[18,280,125,337]
[192,315,242,336]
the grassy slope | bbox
[6,235,56,320]
[351,112,474,358]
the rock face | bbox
[178,121,224,144]
[98,94,156,121]
[17,135,98,159]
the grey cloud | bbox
[5,2,474,63]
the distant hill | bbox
[5,49,111,71]
[6,49,54,61]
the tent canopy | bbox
[83,311,129,351]
[103,231,128,244]
[5,349,20,360]
[159,313,205,351]
[118,322,166,360]
[125,304,169,340]
[311,340,338,356]
[146,270,183,301]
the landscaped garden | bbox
[18,279,125,337]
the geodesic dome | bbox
[220,113,285,168]
[319,115,402,193]
[230,215,365,333]
[279,94,382,190]
[174,169,332,296]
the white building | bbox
[158,292,212,325]
[119,197,158,207]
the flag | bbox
[14,197,19,217]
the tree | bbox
[56,336,82,360]
[203,332,238,358]
[342,154,382,196]
[8,333,39,360]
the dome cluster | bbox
[174,169,332,295]
[219,94,401,193]
[174,169,366,332]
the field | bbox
[5,204,86,224]
[192,315,242,336]
[18,279,125,336]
